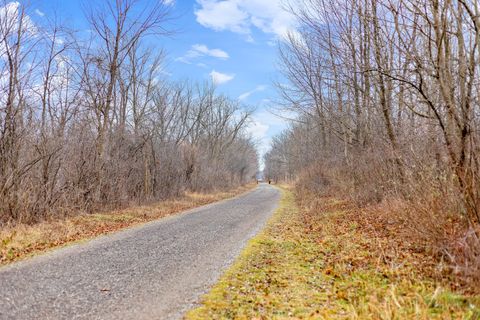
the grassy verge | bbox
[0,184,255,266]
[186,186,480,319]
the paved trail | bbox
[0,184,281,320]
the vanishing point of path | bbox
[0,184,281,320]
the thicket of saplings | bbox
[0,0,258,225]
[265,0,480,290]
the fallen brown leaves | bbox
[298,189,477,295]
[188,186,480,319]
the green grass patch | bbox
[186,187,480,319]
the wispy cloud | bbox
[192,44,229,59]
[210,70,235,85]
[238,85,267,101]
[176,43,229,64]
[35,9,45,17]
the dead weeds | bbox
[187,186,480,319]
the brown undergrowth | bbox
[0,184,255,266]
[188,185,479,319]
[297,163,480,294]
[298,184,480,294]
[298,189,480,318]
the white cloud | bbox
[256,109,293,127]
[195,0,297,40]
[159,70,172,77]
[0,2,37,42]
[246,118,269,141]
[196,0,250,34]
[245,116,271,171]
[0,2,36,35]
[35,9,44,17]
[210,70,235,85]
[247,119,269,163]
[192,44,229,59]
[238,85,267,101]
[0,1,19,16]
[175,56,192,64]
[251,109,293,170]
[175,43,229,64]
[164,0,175,5]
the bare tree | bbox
[0,0,258,224]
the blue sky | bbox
[29,0,295,167]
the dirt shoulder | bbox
[187,185,480,319]
[0,184,256,266]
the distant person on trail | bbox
[268,180,271,184]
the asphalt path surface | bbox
[0,184,281,320]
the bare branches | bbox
[268,0,480,226]
[0,1,257,225]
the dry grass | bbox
[187,185,480,319]
[0,184,255,266]
[297,162,480,293]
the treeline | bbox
[265,0,480,286]
[0,0,257,224]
